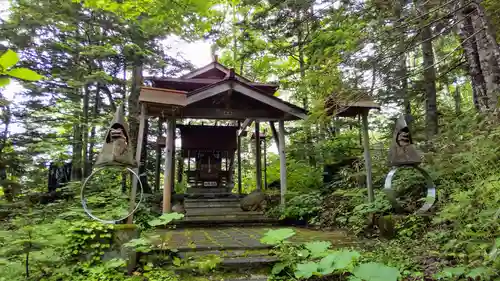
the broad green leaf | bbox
[0,50,19,70]
[294,262,319,279]
[0,77,10,87]
[148,212,184,226]
[319,250,361,274]
[7,68,43,81]
[434,266,466,279]
[466,267,491,279]
[105,258,126,268]
[304,241,331,258]
[271,262,286,275]
[260,228,296,245]
[352,262,400,281]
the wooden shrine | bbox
[325,92,380,202]
[128,57,307,218]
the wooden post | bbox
[237,127,242,195]
[177,155,183,183]
[361,110,374,203]
[155,118,163,192]
[278,120,287,206]
[171,131,176,192]
[127,103,146,224]
[255,121,262,191]
[263,133,267,189]
[162,118,175,213]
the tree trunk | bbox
[297,10,315,166]
[129,63,142,155]
[82,85,90,178]
[454,84,461,115]
[456,2,490,111]
[395,0,410,116]
[470,3,500,109]
[71,127,83,180]
[71,89,83,181]
[140,117,151,193]
[420,2,438,138]
[88,88,100,174]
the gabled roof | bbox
[180,60,253,83]
[139,60,308,121]
[186,76,307,119]
[325,93,380,117]
[148,77,278,95]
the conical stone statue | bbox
[388,116,422,166]
[95,105,137,168]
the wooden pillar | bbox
[361,110,374,203]
[278,120,287,206]
[155,118,163,192]
[177,155,183,183]
[127,103,146,224]
[162,117,175,213]
[171,131,176,192]
[237,123,242,195]
[263,133,267,189]
[255,121,262,191]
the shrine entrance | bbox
[178,124,237,194]
[128,57,307,221]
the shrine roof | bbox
[325,92,380,117]
[146,59,278,95]
[140,60,307,121]
[149,77,278,95]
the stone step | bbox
[220,256,278,267]
[225,277,268,281]
[174,217,279,228]
[185,213,267,220]
[177,249,277,270]
[185,208,260,216]
[185,197,241,207]
[185,201,241,208]
[185,192,235,199]
[187,187,230,194]
[179,249,270,259]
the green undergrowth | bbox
[276,114,500,280]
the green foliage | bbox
[351,262,401,281]
[66,220,114,263]
[148,212,184,227]
[0,49,43,87]
[262,228,399,281]
[277,191,323,223]
[260,228,296,245]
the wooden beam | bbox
[269,121,279,147]
[180,108,283,121]
[187,83,231,104]
[255,121,262,191]
[233,84,307,119]
[127,103,146,224]
[238,119,253,136]
[278,120,287,206]
[361,110,374,203]
[162,118,175,213]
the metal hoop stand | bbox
[383,165,436,213]
[81,166,144,224]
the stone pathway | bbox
[153,226,357,251]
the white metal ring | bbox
[80,166,143,224]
